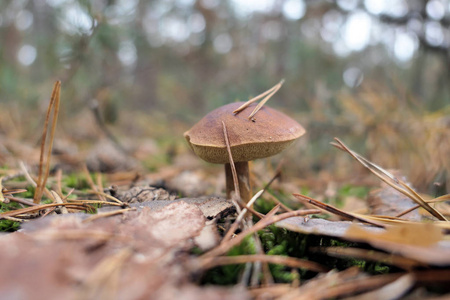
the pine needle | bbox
[34,81,61,204]
[232,80,284,119]
[331,138,447,221]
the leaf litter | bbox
[1,82,450,299]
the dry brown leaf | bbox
[343,274,414,300]
[117,186,176,202]
[346,222,443,247]
[0,201,247,300]
[277,217,450,265]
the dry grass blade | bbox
[293,193,385,228]
[352,214,450,230]
[200,208,320,260]
[66,199,124,207]
[396,194,450,218]
[19,161,55,202]
[247,80,284,120]
[50,190,68,214]
[0,202,94,218]
[34,81,61,204]
[332,138,447,221]
[82,165,106,202]
[0,177,4,203]
[200,254,329,273]
[248,285,294,299]
[222,121,240,200]
[4,196,38,206]
[310,247,424,270]
[296,273,404,300]
[234,198,265,219]
[233,80,284,115]
[222,189,264,242]
[77,248,133,300]
[82,208,136,223]
[80,165,125,206]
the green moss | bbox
[63,173,90,190]
[14,185,35,199]
[201,235,255,285]
[0,201,22,232]
[338,184,370,199]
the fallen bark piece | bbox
[100,196,235,220]
[117,186,176,203]
[0,201,246,300]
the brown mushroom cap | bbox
[184,101,305,164]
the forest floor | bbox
[1,83,450,299]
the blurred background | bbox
[0,0,449,195]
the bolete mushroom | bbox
[184,101,305,203]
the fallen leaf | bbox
[346,222,443,247]
[0,201,247,299]
[277,217,450,265]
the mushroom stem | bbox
[225,161,252,204]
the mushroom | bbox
[184,101,305,203]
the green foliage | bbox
[14,185,35,199]
[0,202,22,232]
[338,185,370,199]
[202,235,255,285]
[63,173,90,190]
